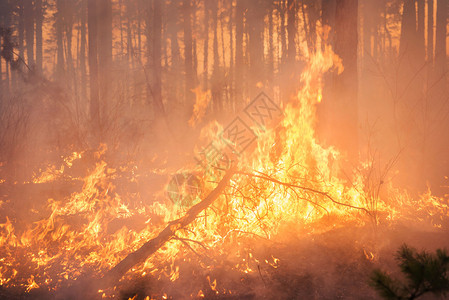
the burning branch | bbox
[97,168,236,288]
[236,170,370,214]
[70,164,371,295]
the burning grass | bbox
[0,46,448,299]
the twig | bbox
[236,170,369,213]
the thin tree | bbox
[35,0,43,73]
[329,0,359,157]
[151,0,165,117]
[24,0,34,67]
[183,0,195,109]
[88,0,100,139]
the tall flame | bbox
[0,44,447,298]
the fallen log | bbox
[98,168,235,288]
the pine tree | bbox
[370,244,449,300]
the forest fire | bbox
[1,0,449,299]
[0,44,447,299]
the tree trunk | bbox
[399,0,417,59]
[329,0,359,157]
[211,0,222,112]
[18,0,24,66]
[203,0,210,89]
[235,0,244,109]
[427,0,434,67]
[56,0,65,77]
[228,0,235,110]
[305,0,318,55]
[435,0,447,79]
[285,0,296,98]
[167,0,180,106]
[98,0,112,124]
[88,0,100,139]
[66,7,74,77]
[80,0,87,100]
[287,0,296,65]
[152,0,165,117]
[267,4,274,85]
[24,0,34,67]
[417,0,425,66]
[35,0,43,73]
[183,0,195,109]
[279,0,287,66]
[247,0,265,95]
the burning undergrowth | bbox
[0,46,448,299]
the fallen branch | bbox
[236,170,369,213]
[98,169,235,288]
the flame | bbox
[207,275,218,294]
[26,275,39,292]
[0,42,447,298]
[189,87,211,127]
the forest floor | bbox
[0,214,447,299]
